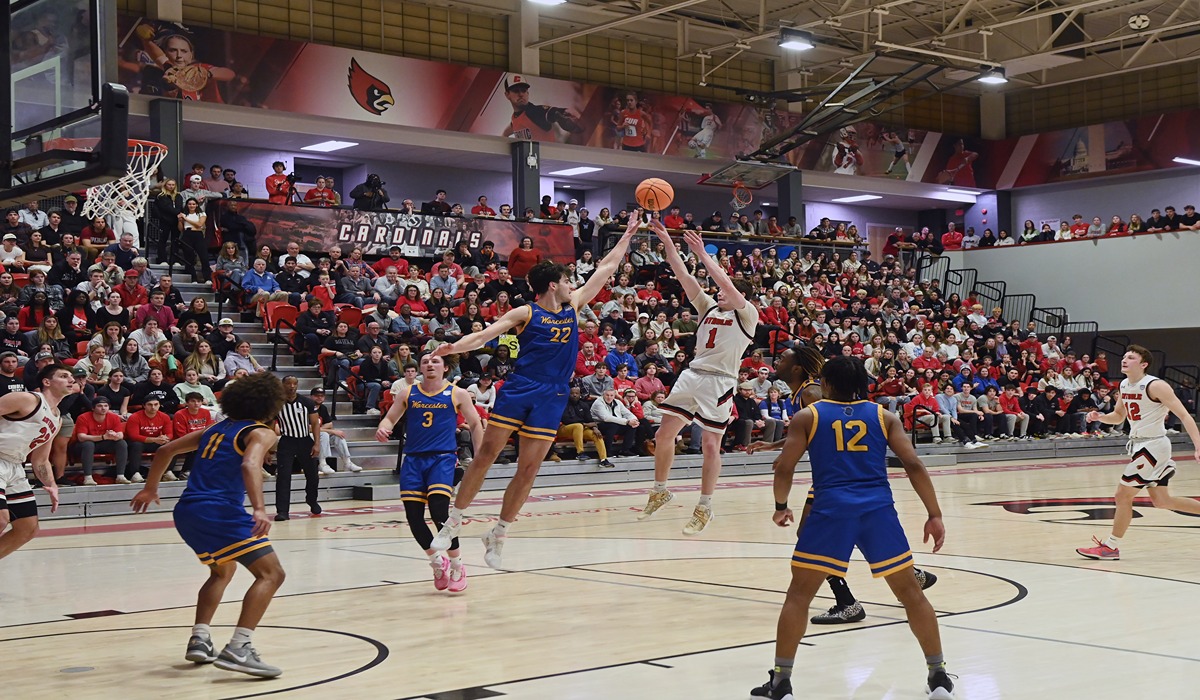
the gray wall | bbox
[953,232,1200,330]
[1010,169,1200,231]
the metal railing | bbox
[268,318,300,372]
[942,267,977,303]
[914,253,949,287]
[1031,306,1067,336]
[973,280,1006,309]
[1002,293,1036,327]
[213,275,246,321]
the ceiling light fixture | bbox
[831,194,882,203]
[1172,156,1200,166]
[977,67,1008,84]
[946,187,981,195]
[778,28,815,51]
[528,0,567,6]
[546,166,603,176]
[300,140,358,152]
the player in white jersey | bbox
[639,222,759,534]
[1077,345,1200,560]
[0,363,75,559]
[688,106,722,158]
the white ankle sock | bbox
[192,623,211,638]
[1102,535,1121,549]
[450,556,462,571]
[448,507,464,523]
[653,481,668,491]
[229,626,253,647]
[698,494,713,507]
[429,552,446,568]
[493,519,511,536]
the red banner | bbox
[216,201,574,263]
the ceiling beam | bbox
[529,0,713,49]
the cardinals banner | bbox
[216,201,575,263]
[118,15,1200,190]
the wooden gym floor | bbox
[4,452,1199,699]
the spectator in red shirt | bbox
[575,342,603,377]
[941,224,963,251]
[578,320,605,357]
[740,349,770,373]
[116,269,148,313]
[134,289,178,333]
[662,207,685,229]
[171,393,214,478]
[73,395,127,486]
[265,161,290,205]
[636,280,664,303]
[506,236,542,280]
[1068,214,1090,239]
[303,176,337,207]
[372,245,410,277]
[125,397,174,483]
[470,195,496,217]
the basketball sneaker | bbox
[482,528,506,569]
[185,634,217,664]
[115,475,131,484]
[749,670,794,699]
[214,643,282,678]
[682,504,713,535]
[637,488,674,521]
[430,519,461,552]
[431,555,450,591]
[915,568,938,590]
[810,601,866,624]
[1076,536,1119,560]
[448,564,468,593]
[926,668,957,699]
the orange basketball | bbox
[635,178,674,211]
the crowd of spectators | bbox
[4,159,1190,486]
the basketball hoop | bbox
[82,139,169,220]
[730,181,753,212]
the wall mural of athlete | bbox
[502,75,584,142]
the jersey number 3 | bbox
[831,420,869,452]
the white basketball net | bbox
[82,141,169,220]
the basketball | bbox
[635,178,674,211]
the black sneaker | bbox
[598,459,615,469]
[915,568,938,590]
[750,670,794,699]
[925,668,956,699]
[810,601,866,624]
[310,503,323,515]
[274,514,289,522]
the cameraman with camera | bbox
[350,174,390,211]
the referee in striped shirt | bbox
[274,376,322,521]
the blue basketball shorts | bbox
[400,452,457,503]
[174,498,274,568]
[791,503,913,578]
[489,374,569,442]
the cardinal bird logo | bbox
[348,58,395,115]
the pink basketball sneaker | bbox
[447,564,468,593]
[1076,536,1120,560]
[432,556,451,590]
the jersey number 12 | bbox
[831,420,868,452]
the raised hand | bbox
[623,209,644,238]
[682,230,706,255]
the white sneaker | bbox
[346,462,363,472]
[682,504,714,535]
[115,475,131,484]
[482,528,506,569]
[132,473,145,483]
[932,437,943,444]
[366,408,381,416]
[972,441,988,449]
[161,471,178,482]
[318,464,336,475]
[82,476,98,486]
[430,518,461,552]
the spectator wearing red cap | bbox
[117,269,149,313]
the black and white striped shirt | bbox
[276,396,317,439]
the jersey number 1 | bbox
[201,433,225,459]
[832,420,868,452]
[704,328,719,349]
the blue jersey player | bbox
[751,356,956,700]
[375,352,483,592]
[131,372,288,679]
[429,213,642,568]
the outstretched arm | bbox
[434,305,531,358]
[649,220,702,301]
[683,229,746,310]
[571,211,643,309]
